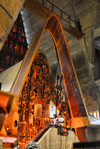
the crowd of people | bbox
[53,113,69,136]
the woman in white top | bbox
[53,114,58,128]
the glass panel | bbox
[50,105,55,118]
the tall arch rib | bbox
[10,13,90,141]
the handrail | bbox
[45,0,76,25]
[24,126,49,149]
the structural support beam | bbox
[24,0,84,39]
[0,0,25,51]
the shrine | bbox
[0,0,100,149]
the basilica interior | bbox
[0,0,100,149]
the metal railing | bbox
[41,0,76,26]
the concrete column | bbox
[94,80,100,117]
[0,0,25,50]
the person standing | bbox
[58,114,64,135]
[62,113,69,136]
[53,114,58,128]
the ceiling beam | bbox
[24,0,84,39]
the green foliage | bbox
[28,142,40,149]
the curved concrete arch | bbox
[10,13,89,141]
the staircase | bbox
[24,124,100,149]
[23,127,79,149]
[37,128,78,149]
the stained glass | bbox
[0,13,28,72]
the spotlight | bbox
[6,126,9,131]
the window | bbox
[50,105,55,118]
[89,110,99,118]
